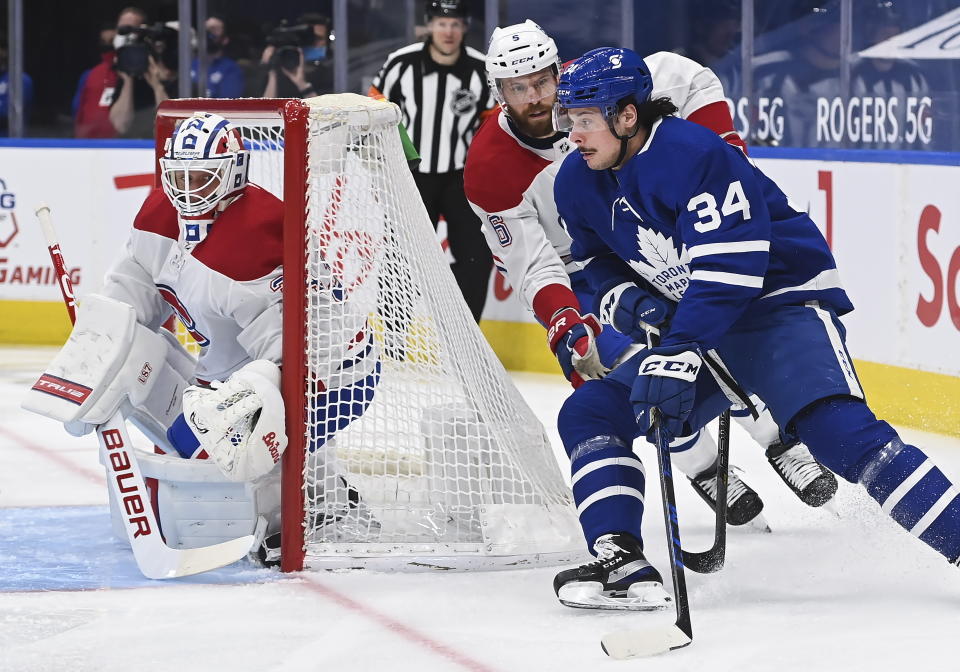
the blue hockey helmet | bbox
[554,47,653,129]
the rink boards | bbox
[0,141,956,435]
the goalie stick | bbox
[35,204,255,579]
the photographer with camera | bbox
[193,15,244,99]
[259,14,333,99]
[109,22,180,138]
[74,7,147,138]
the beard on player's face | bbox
[508,99,556,139]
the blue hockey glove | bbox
[597,282,673,343]
[630,343,703,441]
[548,307,605,388]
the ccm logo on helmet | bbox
[511,56,534,65]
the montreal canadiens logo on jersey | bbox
[156,284,210,347]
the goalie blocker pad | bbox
[22,294,194,436]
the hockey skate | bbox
[307,475,380,542]
[255,476,378,566]
[690,462,766,527]
[766,440,838,507]
[554,533,671,611]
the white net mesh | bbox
[160,96,581,569]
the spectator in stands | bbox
[677,0,742,99]
[852,0,930,149]
[753,0,842,146]
[109,23,180,139]
[259,14,334,99]
[0,37,34,137]
[72,22,119,125]
[192,15,245,98]
[74,6,147,139]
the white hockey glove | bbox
[182,360,287,482]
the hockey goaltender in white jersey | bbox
[23,111,378,565]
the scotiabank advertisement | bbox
[0,145,958,378]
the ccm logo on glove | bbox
[639,351,701,381]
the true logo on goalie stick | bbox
[31,373,92,404]
[101,427,152,538]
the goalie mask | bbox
[160,112,250,217]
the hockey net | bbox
[156,95,581,571]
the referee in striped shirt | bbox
[370,0,495,322]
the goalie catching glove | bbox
[548,307,605,388]
[182,360,287,482]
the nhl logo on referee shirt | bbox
[450,88,478,115]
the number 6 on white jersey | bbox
[687,180,752,233]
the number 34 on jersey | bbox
[687,180,752,233]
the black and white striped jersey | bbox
[371,41,495,174]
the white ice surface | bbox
[1,346,958,672]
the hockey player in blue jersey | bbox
[548,46,960,610]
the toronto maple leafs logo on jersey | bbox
[609,196,690,301]
[627,228,690,301]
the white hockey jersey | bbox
[101,185,373,388]
[464,51,732,324]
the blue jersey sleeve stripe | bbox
[760,268,843,300]
[688,240,770,260]
[690,270,764,288]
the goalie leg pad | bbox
[182,360,286,482]
[107,451,281,550]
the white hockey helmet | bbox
[485,20,561,106]
[159,112,249,217]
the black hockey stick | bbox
[601,409,692,658]
[680,409,730,574]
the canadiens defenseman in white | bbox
[24,112,376,564]
[463,22,838,607]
